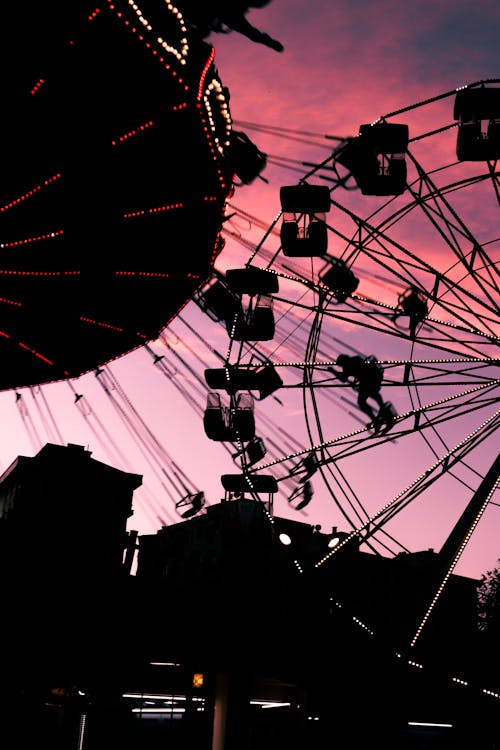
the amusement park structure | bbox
[0,2,498,747]
[0,440,497,749]
[0,1,247,389]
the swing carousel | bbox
[0,1,258,390]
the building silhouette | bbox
[0,443,496,749]
[0,443,142,749]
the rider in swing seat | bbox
[330,354,396,433]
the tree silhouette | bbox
[477,560,500,634]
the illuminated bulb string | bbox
[115,271,201,279]
[197,46,216,101]
[0,270,79,277]
[253,422,373,472]
[419,311,499,340]
[251,379,499,474]
[338,603,499,705]
[203,79,232,155]
[267,357,498,367]
[107,5,232,197]
[88,7,101,22]
[313,407,499,568]
[123,202,184,219]
[197,101,231,190]
[17,343,55,367]
[80,317,124,333]
[210,230,226,266]
[30,79,45,95]
[483,688,500,699]
[0,174,61,212]
[381,357,498,366]
[77,713,87,750]
[0,230,64,249]
[112,120,154,145]
[126,0,190,64]
[127,0,153,31]
[81,316,149,341]
[221,474,303,573]
[225,314,239,362]
[106,0,188,89]
[336,291,497,341]
[333,602,498,702]
[352,616,374,636]
[409,475,500,648]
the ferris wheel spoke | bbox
[312,411,499,575]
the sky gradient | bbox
[0,0,498,583]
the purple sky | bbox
[0,0,499,582]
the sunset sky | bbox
[0,0,498,583]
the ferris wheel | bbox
[1,1,498,621]
[5,5,495,580]
[195,80,500,633]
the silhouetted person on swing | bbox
[330,354,396,433]
[179,0,284,52]
[391,286,428,340]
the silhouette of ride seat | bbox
[203,392,255,442]
[306,220,328,253]
[454,87,500,161]
[397,287,428,320]
[226,294,275,340]
[205,366,256,393]
[203,392,227,439]
[176,491,205,518]
[221,473,278,495]
[225,267,279,295]
[230,130,268,185]
[245,436,266,465]
[205,363,282,400]
[280,183,331,257]
[359,122,409,153]
[288,479,314,510]
[487,120,500,152]
[360,156,407,196]
[320,258,360,302]
[252,363,283,400]
[280,219,328,257]
[231,398,256,440]
[232,436,267,467]
[460,124,500,160]
[197,278,239,322]
[280,220,299,245]
[280,184,331,213]
[338,122,409,196]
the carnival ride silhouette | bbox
[0,1,499,695]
